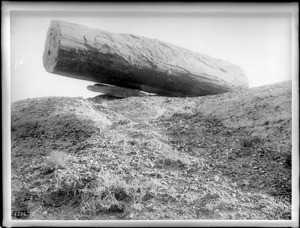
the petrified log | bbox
[43,20,248,97]
[87,83,156,98]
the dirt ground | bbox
[11,81,292,220]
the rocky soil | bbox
[11,81,292,220]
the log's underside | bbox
[43,20,249,97]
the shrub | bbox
[241,136,262,148]
[79,173,157,214]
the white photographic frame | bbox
[2,2,299,227]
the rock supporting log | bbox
[87,83,155,98]
[43,20,248,97]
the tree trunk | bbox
[43,20,248,97]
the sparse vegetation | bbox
[11,81,292,220]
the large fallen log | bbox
[43,20,248,97]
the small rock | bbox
[42,211,48,218]
[205,203,214,210]
[91,165,101,172]
[128,213,134,219]
[214,209,220,214]
[149,162,155,168]
[244,180,250,186]
[214,175,220,182]
[190,186,198,191]
[232,182,238,187]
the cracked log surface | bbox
[43,20,249,97]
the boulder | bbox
[87,83,155,98]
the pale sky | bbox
[8,3,296,102]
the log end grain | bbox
[43,20,61,73]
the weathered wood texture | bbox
[43,20,248,97]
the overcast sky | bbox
[8,3,296,102]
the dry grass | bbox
[10,81,292,220]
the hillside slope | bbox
[11,81,292,220]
